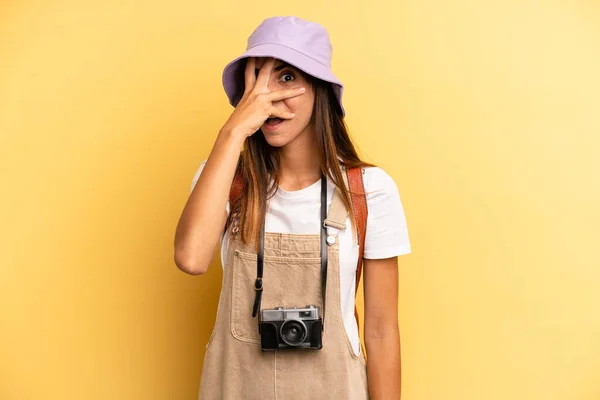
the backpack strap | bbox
[346,167,369,361]
[228,166,369,360]
[229,168,244,206]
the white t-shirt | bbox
[190,161,411,355]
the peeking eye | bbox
[279,72,295,83]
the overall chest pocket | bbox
[230,250,324,343]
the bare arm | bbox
[173,57,304,275]
[364,256,401,399]
[173,129,246,275]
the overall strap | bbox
[323,168,368,300]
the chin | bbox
[263,134,292,148]
[261,126,297,148]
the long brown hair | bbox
[228,72,373,247]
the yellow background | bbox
[1,0,599,399]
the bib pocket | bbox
[230,250,323,343]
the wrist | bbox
[217,126,247,151]
[219,125,247,141]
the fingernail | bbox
[298,87,305,92]
[290,113,296,117]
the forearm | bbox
[365,327,401,399]
[174,127,246,275]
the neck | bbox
[278,128,322,190]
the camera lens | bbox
[280,319,307,347]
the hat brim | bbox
[222,43,345,116]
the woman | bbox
[174,16,411,400]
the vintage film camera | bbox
[259,305,323,351]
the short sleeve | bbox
[190,160,231,215]
[362,167,411,259]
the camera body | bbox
[259,305,323,351]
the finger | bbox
[255,58,277,90]
[243,57,256,96]
[268,106,296,120]
[266,87,306,102]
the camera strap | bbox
[251,208,265,319]
[252,173,329,331]
[319,173,328,330]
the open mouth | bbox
[265,117,284,126]
[263,117,285,131]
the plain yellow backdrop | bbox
[1,1,599,399]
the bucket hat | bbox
[222,16,345,116]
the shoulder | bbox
[360,166,411,258]
[361,166,400,199]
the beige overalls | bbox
[199,182,369,399]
